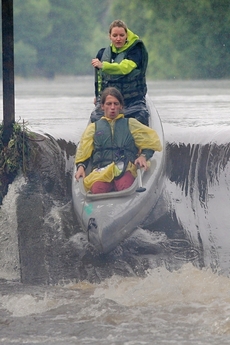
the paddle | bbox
[136,167,146,193]
[94,67,99,98]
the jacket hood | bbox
[111,29,139,53]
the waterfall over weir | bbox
[1,126,230,284]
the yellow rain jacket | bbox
[75,114,162,190]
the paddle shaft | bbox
[95,67,99,98]
[136,168,146,192]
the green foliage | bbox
[0,121,31,176]
[37,0,93,76]
[0,121,33,203]
[8,0,230,79]
[110,0,230,79]
[14,41,37,77]
[13,0,113,77]
[14,0,51,50]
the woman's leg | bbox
[91,181,113,194]
[114,171,135,191]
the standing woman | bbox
[91,19,149,126]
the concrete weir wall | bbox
[17,135,65,284]
[2,134,219,285]
[0,134,79,285]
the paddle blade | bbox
[136,186,146,193]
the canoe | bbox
[72,96,166,254]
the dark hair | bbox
[109,20,127,34]
[100,87,124,107]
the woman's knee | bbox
[114,171,135,191]
[91,181,113,194]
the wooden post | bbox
[2,0,15,144]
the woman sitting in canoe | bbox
[91,19,149,126]
[75,87,162,194]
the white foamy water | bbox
[0,77,230,344]
[1,264,230,344]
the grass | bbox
[0,120,32,204]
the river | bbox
[0,77,230,344]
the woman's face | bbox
[109,27,127,49]
[101,95,122,120]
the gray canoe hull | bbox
[72,98,166,253]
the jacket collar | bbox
[111,29,139,53]
[101,113,125,122]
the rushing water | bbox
[0,77,230,344]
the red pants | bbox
[91,171,135,194]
